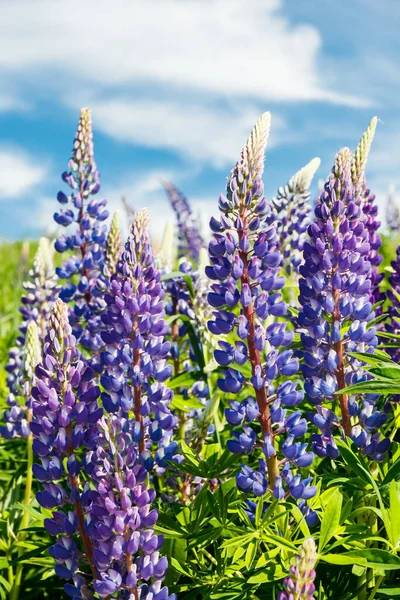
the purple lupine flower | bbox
[54,108,109,356]
[207,113,315,512]
[32,299,176,599]
[298,146,390,460]
[84,415,176,599]
[162,180,204,263]
[1,322,41,439]
[267,157,320,277]
[31,299,102,592]
[6,238,59,393]
[278,537,317,600]
[352,117,384,308]
[101,209,177,472]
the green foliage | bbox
[2,229,400,600]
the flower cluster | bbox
[267,157,320,277]
[32,299,175,599]
[298,147,390,460]
[1,321,42,439]
[162,180,204,263]
[207,113,315,512]
[101,209,177,472]
[6,238,58,393]
[54,108,109,355]
[278,538,317,600]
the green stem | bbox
[10,428,34,600]
[366,576,384,600]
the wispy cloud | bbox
[0,0,370,108]
[0,148,47,199]
[85,98,286,167]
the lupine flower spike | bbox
[6,237,58,394]
[54,108,109,356]
[1,321,42,439]
[32,299,175,599]
[162,180,204,262]
[298,146,390,461]
[207,113,316,512]
[267,157,320,277]
[278,537,317,600]
[101,208,177,471]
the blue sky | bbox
[0,0,399,241]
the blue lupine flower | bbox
[267,157,320,277]
[206,112,315,512]
[162,179,204,262]
[298,145,390,460]
[32,299,176,600]
[101,209,177,472]
[54,108,109,357]
[5,238,58,394]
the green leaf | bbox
[320,553,367,566]
[377,588,400,596]
[344,549,400,570]
[347,351,395,366]
[245,540,257,570]
[382,456,400,485]
[170,394,205,412]
[260,533,297,552]
[247,565,285,584]
[336,380,400,395]
[14,502,45,522]
[169,557,193,577]
[368,365,400,380]
[388,480,400,549]
[169,371,202,390]
[0,576,10,593]
[318,489,343,552]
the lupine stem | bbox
[333,289,352,437]
[239,221,278,487]
[66,424,97,579]
[133,347,146,456]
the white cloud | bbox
[88,98,286,167]
[0,94,29,112]
[0,0,369,108]
[0,148,47,199]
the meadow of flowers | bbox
[1,108,400,600]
